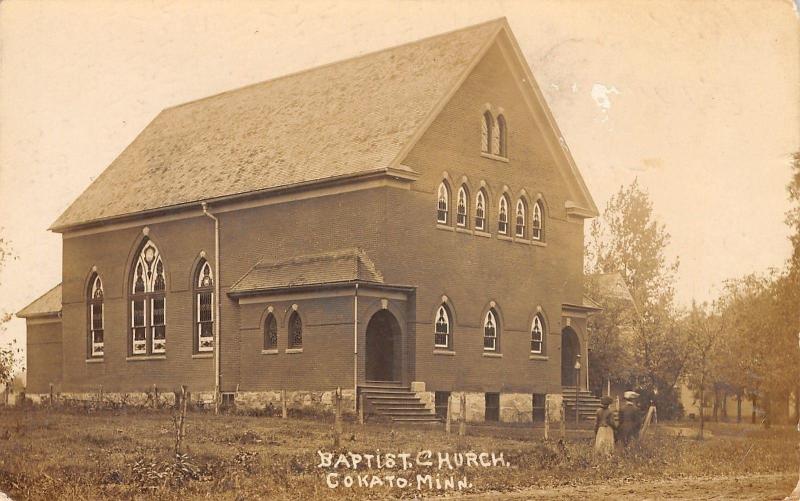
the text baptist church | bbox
[17,18,600,422]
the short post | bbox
[152,384,158,409]
[99,384,104,403]
[281,389,287,419]
[333,387,342,447]
[560,402,566,439]
[214,384,220,415]
[574,355,581,424]
[458,393,466,437]
[175,385,188,456]
[49,383,54,407]
[445,395,452,434]
[544,401,550,441]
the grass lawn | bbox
[0,407,797,500]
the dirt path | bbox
[449,473,798,500]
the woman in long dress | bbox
[594,396,616,457]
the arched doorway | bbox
[365,310,401,382]
[561,327,580,386]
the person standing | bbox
[594,396,616,456]
[618,391,642,446]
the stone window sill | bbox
[261,349,279,355]
[529,355,549,361]
[433,349,456,356]
[126,355,167,361]
[85,358,104,364]
[192,353,213,359]
[497,234,512,242]
[436,224,455,232]
[513,237,531,245]
[482,352,503,358]
[455,227,472,235]
[474,230,491,238]
[480,152,509,163]
[285,348,303,354]
[532,240,547,247]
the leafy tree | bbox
[683,301,725,437]
[0,229,20,388]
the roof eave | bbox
[228,280,417,298]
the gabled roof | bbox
[51,18,596,232]
[16,284,62,319]
[229,248,384,295]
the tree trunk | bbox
[736,394,742,424]
[712,389,719,422]
[721,393,728,422]
[751,395,757,424]
[699,385,705,440]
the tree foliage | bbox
[0,228,21,387]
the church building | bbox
[18,18,598,422]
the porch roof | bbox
[16,283,62,319]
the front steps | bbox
[360,381,440,423]
[562,386,603,421]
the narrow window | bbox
[88,274,104,358]
[475,190,486,231]
[195,260,214,353]
[485,392,500,421]
[264,313,278,350]
[456,186,468,227]
[288,311,302,349]
[481,111,493,153]
[129,239,167,356]
[498,196,509,235]
[532,201,544,241]
[531,314,544,354]
[533,393,546,422]
[434,305,451,348]
[515,199,526,238]
[496,114,507,157]
[437,182,449,224]
[435,391,451,419]
[483,309,498,351]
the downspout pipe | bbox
[201,202,221,413]
[354,283,359,413]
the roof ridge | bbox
[163,18,507,113]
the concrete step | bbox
[390,416,442,423]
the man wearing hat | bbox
[618,391,642,446]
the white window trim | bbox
[475,191,486,231]
[90,303,104,357]
[434,306,450,348]
[456,187,468,227]
[151,296,166,354]
[531,316,544,354]
[131,299,147,355]
[532,202,543,241]
[498,197,509,235]
[515,199,526,238]
[437,183,449,224]
[197,292,214,352]
[483,311,498,352]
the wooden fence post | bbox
[560,402,566,439]
[358,392,365,425]
[458,393,466,437]
[334,387,342,447]
[49,383,54,407]
[281,389,288,419]
[445,394,451,434]
[544,401,550,441]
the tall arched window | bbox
[88,273,104,358]
[130,239,167,355]
[515,199,527,238]
[531,314,545,354]
[532,201,544,241]
[475,190,487,231]
[434,305,451,349]
[456,186,468,227]
[483,309,499,352]
[498,196,509,235]
[437,182,450,224]
[496,114,507,157]
[288,311,303,349]
[195,260,214,353]
[264,313,278,350]
[481,111,493,153]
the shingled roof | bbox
[229,248,384,295]
[51,19,508,231]
[16,284,62,319]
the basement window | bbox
[485,393,499,422]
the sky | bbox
[1,0,798,362]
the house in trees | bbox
[17,18,599,422]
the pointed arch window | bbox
[88,273,104,358]
[496,114,507,157]
[456,186,468,227]
[531,314,545,354]
[288,311,303,349]
[532,201,544,241]
[437,182,450,224]
[264,313,278,350]
[130,239,167,355]
[481,111,493,153]
[195,260,214,353]
[434,305,451,348]
[475,190,487,231]
[498,196,509,235]
[515,199,527,238]
[483,309,498,351]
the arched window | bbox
[88,273,104,358]
[130,239,167,355]
[437,182,450,224]
[515,199,527,238]
[475,190,487,231]
[434,305,451,348]
[498,195,509,235]
[456,186,468,227]
[483,309,498,352]
[496,114,507,157]
[195,260,214,353]
[481,111,493,153]
[288,311,302,349]
[264,313,278,350]
[531,314,545,354]
[532,201,544,241]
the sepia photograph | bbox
[0,1,799,499]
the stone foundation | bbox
[500,393,533,423]
[236,389,356,415]
[410,381,434,412]
[545,393,564,423]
